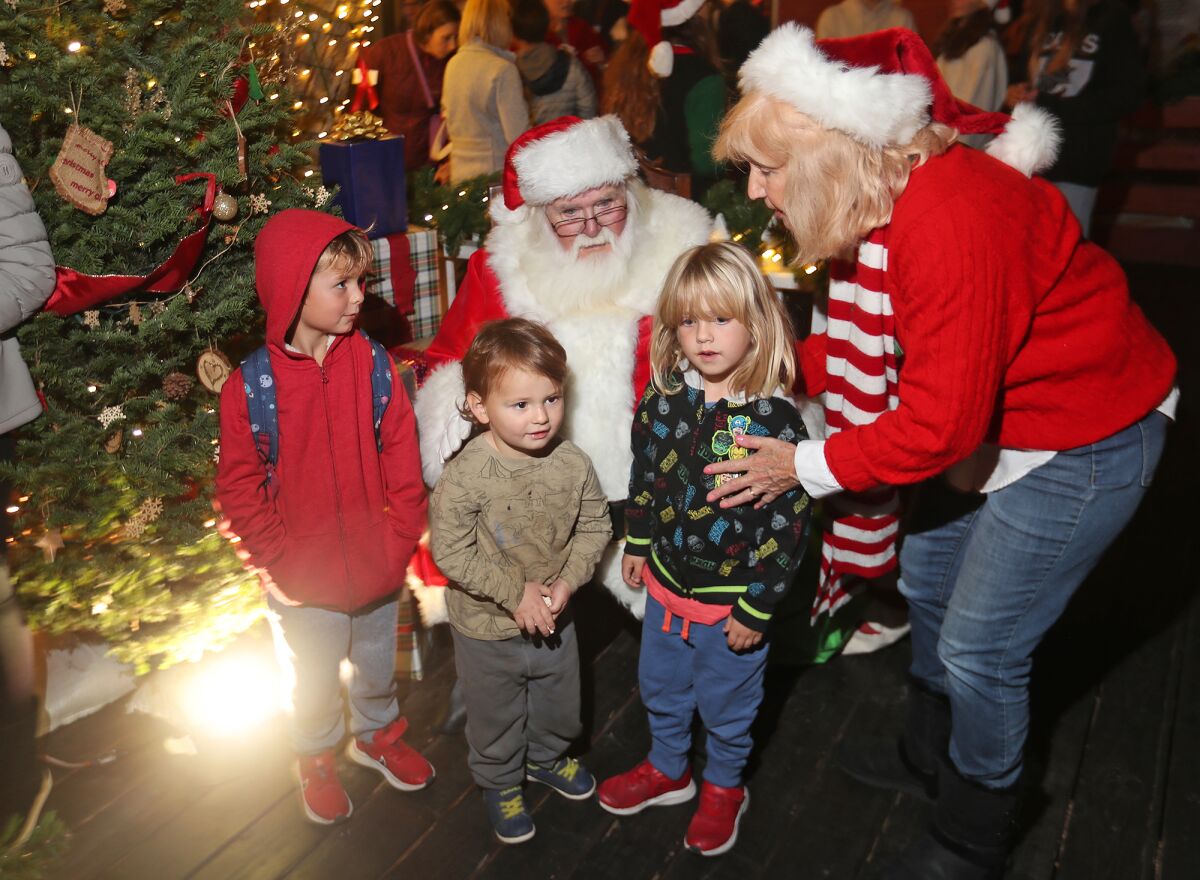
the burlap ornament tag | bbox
[50,124,115,215]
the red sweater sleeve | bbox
[380,356,429,561]
[423,250,507,367]
[795,332,828,399]
[214,367,287,568]
[824,200,1031,492]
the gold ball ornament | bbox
[212,192,238,222]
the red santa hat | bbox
[495,115,639,224]
[738,24,1058,177]
[627,0,707,77]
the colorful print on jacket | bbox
[624,371,811,632]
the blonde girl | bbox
[596,241,811,858]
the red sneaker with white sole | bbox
[347,717,435,791]
[597,760,696,815]
[684,782,749,856]
[297,750,352,825]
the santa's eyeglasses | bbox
[550,203,628,238]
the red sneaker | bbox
[297,750,352,825]
[684,782,749,856]
[597,760,696,815]
[347,717,435,791]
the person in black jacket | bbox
[1006,0,1145,236]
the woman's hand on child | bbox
[516,581,557,637]
[724,617,763,652]
[621,555,646,589]
[545,578,572,616]
[705,434,801,510]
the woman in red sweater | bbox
[709,26,1176,879]
[361,1,460,173]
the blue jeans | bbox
[899,411,1168,789]
[639,592,768,789]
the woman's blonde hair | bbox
[651,241,796,400]
[714,92,957,265]
[459,0,512,49]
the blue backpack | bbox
[241,330,394,496]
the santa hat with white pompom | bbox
[738,24,1059,177]
[626,0,707,78]
[490,115,640,225]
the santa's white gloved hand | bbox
[437,408,473,463]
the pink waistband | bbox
[644,567,729,641]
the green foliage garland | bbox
[407,166,499,256]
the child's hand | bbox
[724,616,763,652]
[544,578,572,616]
[515,581,557,637]
[622,555,646,589]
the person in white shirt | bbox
[815,0,915,40]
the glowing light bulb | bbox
[67,41,82,52]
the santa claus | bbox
[413,114,714,622]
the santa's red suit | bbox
[412,116,713,622]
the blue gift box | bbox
[318,136,408,239]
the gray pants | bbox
[451,620,582,789]
[267,594,399,755]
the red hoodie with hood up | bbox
[215,209,426,611]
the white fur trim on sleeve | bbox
[984,102,1061,177]
[512,116,638,206]
[413,361,468,488]
[595,543,648,619]
[409,580,450,626]
[739,23,931,147]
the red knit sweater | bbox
[805,146,1176,493]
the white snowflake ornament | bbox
[83,310,101,329]
[249,193,271,215]
[97,405,126,428]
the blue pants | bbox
[900,411,1168,788]
[639,592,768,789]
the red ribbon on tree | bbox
[45,174,218,316]
[351,55,379,112]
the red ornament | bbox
[222,77,249,117]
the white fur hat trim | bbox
[511,115,639,207]
[739,23,932,148]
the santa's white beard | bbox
[516,200,639,319]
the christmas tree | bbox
[0,0,325,672]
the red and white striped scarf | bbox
[812,226,901,622]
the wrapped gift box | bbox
[370,226,446,340]
[319,136,407,239]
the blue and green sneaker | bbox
[482,786,535,844]
[525,757,596,800]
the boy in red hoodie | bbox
[216,209,433,825]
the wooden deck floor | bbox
[36,265,1199,880]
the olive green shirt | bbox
[430,434,611,640]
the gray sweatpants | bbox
[451,619,582,789]
[267,593,400,755]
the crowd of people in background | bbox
[363,0,1159,237]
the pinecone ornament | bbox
[163,371,194,400]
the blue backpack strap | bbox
[239,345,279,494]
[362,330,393,453]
